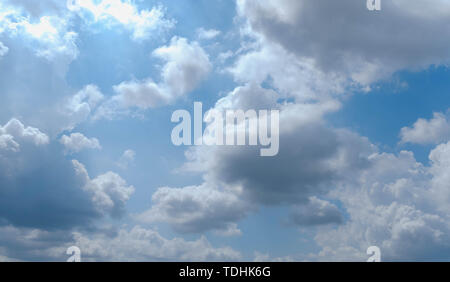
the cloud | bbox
[228,37,348,103]
[157,85,372,234]
[0,119,49,152]
[0,143,98,230]
[183,94,372,206]
[96,37,211,117]
[0,2,78,73]
[313,144,450,261]
[237,0,450,85]
[0,7,78,64]
[73,226,241,262]
[137,182,250,236]
[4,0,67,18]
[196,28,221,40]
[72,160,134,218]
[61,85,105,131]
[400,111,450,145]
[70,0,175,41]
[0,225,241,262]
[60,133,101,154]
[116,149,135,169]
[0,42,8,57]
[289,197,343,226]
[0,126,132,229]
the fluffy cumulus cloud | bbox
[400,111,450,145]
[0,119,49,152]
[137,182,249,236]
[236,0,450,85]
[96,37,211,118]
[0,1,78,67]
[69,0,175,41]
[312,145,450,261]
[72,160,134,218]
[2,0,450,262]
[60,133,101,154]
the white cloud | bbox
[61,85,105,131]
[70,0,175,41]
[0,2,78,68]
[97,37,211,117]
[196,28,221,40]
[60,133,101,153]
[0,119,49,152]
[228,37,348,103]
[400,112,450,145]
[73,226,241,262]
[313,144,450,261]
[72,160,134,218]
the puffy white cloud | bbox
[61,85,105,130]
[97,37,211,117]
[69,0,175,41]
[60,133,101,153]
[196,28,221,40]
[0,7,78,64]
[72,160,134,218]
[400,112,450,145]
[0,119,49,152]
[236,0,450,85]
[229,40,347,103]
[313,144,450,261]
[153,37,212,97]
[137,182,250,236]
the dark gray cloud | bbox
[289,197,343,226]
[0,142,100,230]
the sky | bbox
[0,0,450,262]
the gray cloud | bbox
[0,225,241,262]
[289,197,343,226]
[0,120,133,229]
[237,0,450,84]
[137,182,250,236]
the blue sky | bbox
[1,0,450,262]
